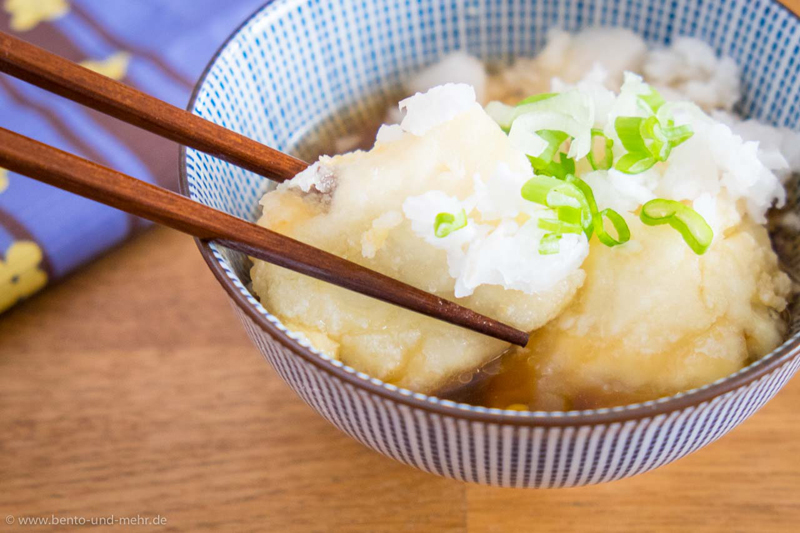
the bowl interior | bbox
[183,0,800,414]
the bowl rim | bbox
[179,0,800,427]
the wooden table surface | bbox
[4,2,800,527]
[2,227,799,532]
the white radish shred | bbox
[658,120,785,223]
[493,90,595,159]
[407,52,488,103]
[581,169,656,214]
[286,159,336,194]
[402,163,588,298]
[692,193,719,239]
[471,163,542,220]
[376,124,405,144]
[507,120,549,158]
[455,216,589,298]
[644,38,740,112]
[485,101,517,129]
[720,115,800,177]
[402,190,489,279]
[399,83,480,136]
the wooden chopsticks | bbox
[0,31,306,183]
[0,32,529,347]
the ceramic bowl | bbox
[180,0,800,487]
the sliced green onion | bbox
[539,233,562,255]
[638,86,666,114]
[488,91,589,137]
[521,175,564,205]
[522,176,630,249]
[517,93,557,106]
[519,129,576,179]
[556,206,583,226]
[564,175,597,238]
[530,130,570,163]
[639,199,714,255]
[566,175,630,246]
[641,116,671,160]
[521,176,586,212]
[485,102,517,132]
[613,116,657,173]
[434,209,467,238]
[530,152,576,180]
[486,94,558,131]
[537,217,583,234]
[615,116,649,153]
[613,115,693,174]
[546,187,584,210]
[587,128,614,170]
[553,153,576,179]
[615,151,657,174]
[595,208,631,246]
[662,123,694,146]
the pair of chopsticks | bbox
[0,32,528,347]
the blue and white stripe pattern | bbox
[183,0,800,487]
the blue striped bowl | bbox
[181,0,800,487]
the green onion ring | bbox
[587,128,614,171]
[434,209,468,238]
[595,208,632,247]
[538,233,562,255]
[537,217,583,235]
[639,199,714,255]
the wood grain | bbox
[0,228,798,532]
[0,229,466,533]
[5,1,800,529]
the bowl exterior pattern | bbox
[184,0,800,487]
[235,305,800,487]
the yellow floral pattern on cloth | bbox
[80,51,132,81]
[0,168,8,194]
[0,241,48,312]
[3,0,70,32]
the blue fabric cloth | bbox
[0,0,268,312]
